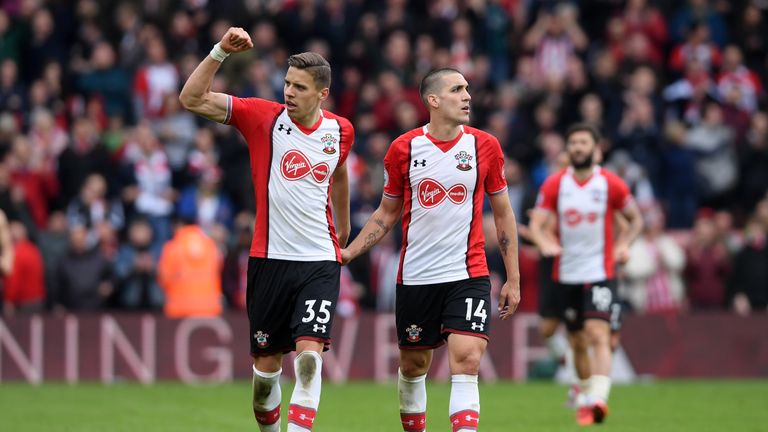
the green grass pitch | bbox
[1,380,766,431]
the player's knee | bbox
[570,333,589,353]
[294,351,321,387]
[400,354,431,377]
[451,349,482,375]
[584,322,610,346]
[539,319,559,339]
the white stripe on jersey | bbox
[557,167,609,283]
[401,129,478,285]
[266,111,341,261]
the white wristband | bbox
[209,43,230,63]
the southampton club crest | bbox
[254,331,270,348]
[454,151,473,171]
[321,133,338,154]
[406,325,423,343]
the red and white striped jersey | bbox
[536,166,633,284]
[226,96,353,262]
[384,125,507,285]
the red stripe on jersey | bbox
[252,108,284,257]
[323,119,344,262]
[397,141,414,285]
[465,137,482,277]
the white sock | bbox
[589,375,612,403]
[252,366,282,432]
[399,369,427,431]
[579,378,591,393]
[449,374,480,432]
[287,351,322,431]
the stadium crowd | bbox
[0,0,766,317]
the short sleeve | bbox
[483,136,507,195]
[535,175,560,212]
[607,172,633,210]
[383,139,406,199]
[226,96,282,130]
[337,118,355,166]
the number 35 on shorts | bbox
[302,299,332,324]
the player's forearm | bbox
[331,180,350,246]
[494,210,521,282]
[179,56,223,112]
[345,207,398,260]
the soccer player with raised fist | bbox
[180,27,354,432]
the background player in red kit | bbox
[342,68,521,432]
[180,27,353,432]
[528,123,642,425]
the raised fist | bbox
[219,27,253,54]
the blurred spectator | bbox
[28,108,67,171]
[685,102,738,209]
[152,93,197,174]
[77,41,132,121]
[616,0,668,60]
[623,203,686,313]
[176,167,233,233]
[123,123,175,251]
[132,37,179,120]
[732,3,767,73]
[615,94,662,194]
[0,58,24,113]
[24,8,66,81]
[0,209,12,310]
[531,132,565,188]
[661,121,698,228]
[9,134,58,228]
[669,20,722,73]
[523,4,588,84]
[37,211,68,310]
[222,212,252,310]
[66,173,124,251]
[113,218,163,310]
[670,0,727,47]
[0,10,23,65]
[685,209,731,310]
[57,117,112,207]
[717,45,762,114]
[157,219,222,318]
[729,218,768,315]
[605,150,655,210]
[663,58,716,125]
[739,112,768,210]
[3,220,44,315]
[56,225,113,311]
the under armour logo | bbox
[313,324,326,333]
[278,123,292,135]
[471,322,484,331]
[413,159,426,167]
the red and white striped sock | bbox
[287,351,322,431]
[399,369,427,431]
[252,366,281,432]
[449,375,480,432]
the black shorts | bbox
[247,257,340,356]
[396,277,491,349]
[555,279,620,332]
[537,257,559,319]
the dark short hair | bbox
[287,52,331,89]
[419,67,463,106]
[565,122,601,143]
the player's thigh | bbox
[447,332,487,375]
[442,277,491,342]
[560,282,586,333]
[247,258,298,356]
[396,282,446,349]
[291,261,341,347]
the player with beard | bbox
[528,123,642,425]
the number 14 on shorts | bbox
[465,298,487,331]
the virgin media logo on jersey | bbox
[280,150,330,183]
[417,178,467,209]
[564,208,599,227]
